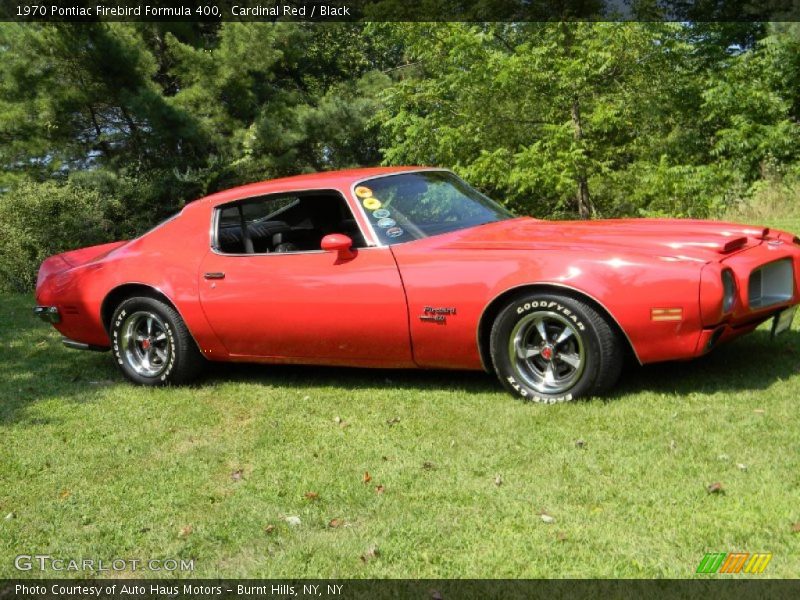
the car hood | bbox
[441,217,768,262]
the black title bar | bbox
[1,0,799,22]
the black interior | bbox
[216,192,366,255]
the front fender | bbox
[488,253,705,364]
[390,243,705,368]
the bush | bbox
[589,158,736,219]
[722,170,800,226]
[0,169,202,292]
[69,169,204,238]
[0,181,113,292]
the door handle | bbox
[204,272,225,280]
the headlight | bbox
[722,269,736,313]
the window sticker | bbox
[377,217,397,228]
[354,186,373,198]
[385,226,404,238]
[372,208,390,219]
[363,197,382,210]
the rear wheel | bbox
[110,297,204,386]
[490,293,623,402]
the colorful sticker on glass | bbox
[354,186,373,198]
[372,208,390,219]
[377,217,396,229]
[363,197,382,210]
[385,227,404,238]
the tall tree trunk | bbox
[571,96,594,219]
[119,104,145,161]
[87,104,112,160]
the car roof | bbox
[199,166,437,207]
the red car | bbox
[34,167,800,402]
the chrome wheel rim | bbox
[121,311,171,378]
[508,311,585,395]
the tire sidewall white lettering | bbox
[515,300,586,331]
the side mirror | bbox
[321,233,355,260]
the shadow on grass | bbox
[208,328,800,401]
[613,328,800,398]
[205,360,500,394]
[3,301,799,426]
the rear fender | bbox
[36,241,127,292]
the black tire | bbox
[489,293,623,402]
[110,296,204,386]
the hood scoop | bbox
[720,236,749,253]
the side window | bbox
[215,191,366,255]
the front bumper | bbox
[33,305,60,323]
[696,238,800,354]
[697,311,782,355]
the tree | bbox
[0,21,401,209]
[0,22,210,187]
[377,22,783,219]
[701,23,800,180]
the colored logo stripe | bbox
[745,553,772,573]
[696,553,726,573]
[696,552,772,574]
[720,553,749,573]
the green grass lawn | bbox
[1,290,799,580]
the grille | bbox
[748,259,794,309]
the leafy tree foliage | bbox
[378,22,799,218]
[0,22,397,195]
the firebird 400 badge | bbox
[420,306,457,324]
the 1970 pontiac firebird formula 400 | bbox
[35,167,800,402]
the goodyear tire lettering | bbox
[515,299,586,331]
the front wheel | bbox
[110,296,204,386]
[490,293,623,402]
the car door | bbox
[197,192,413,367]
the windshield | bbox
[354,171,514,245]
